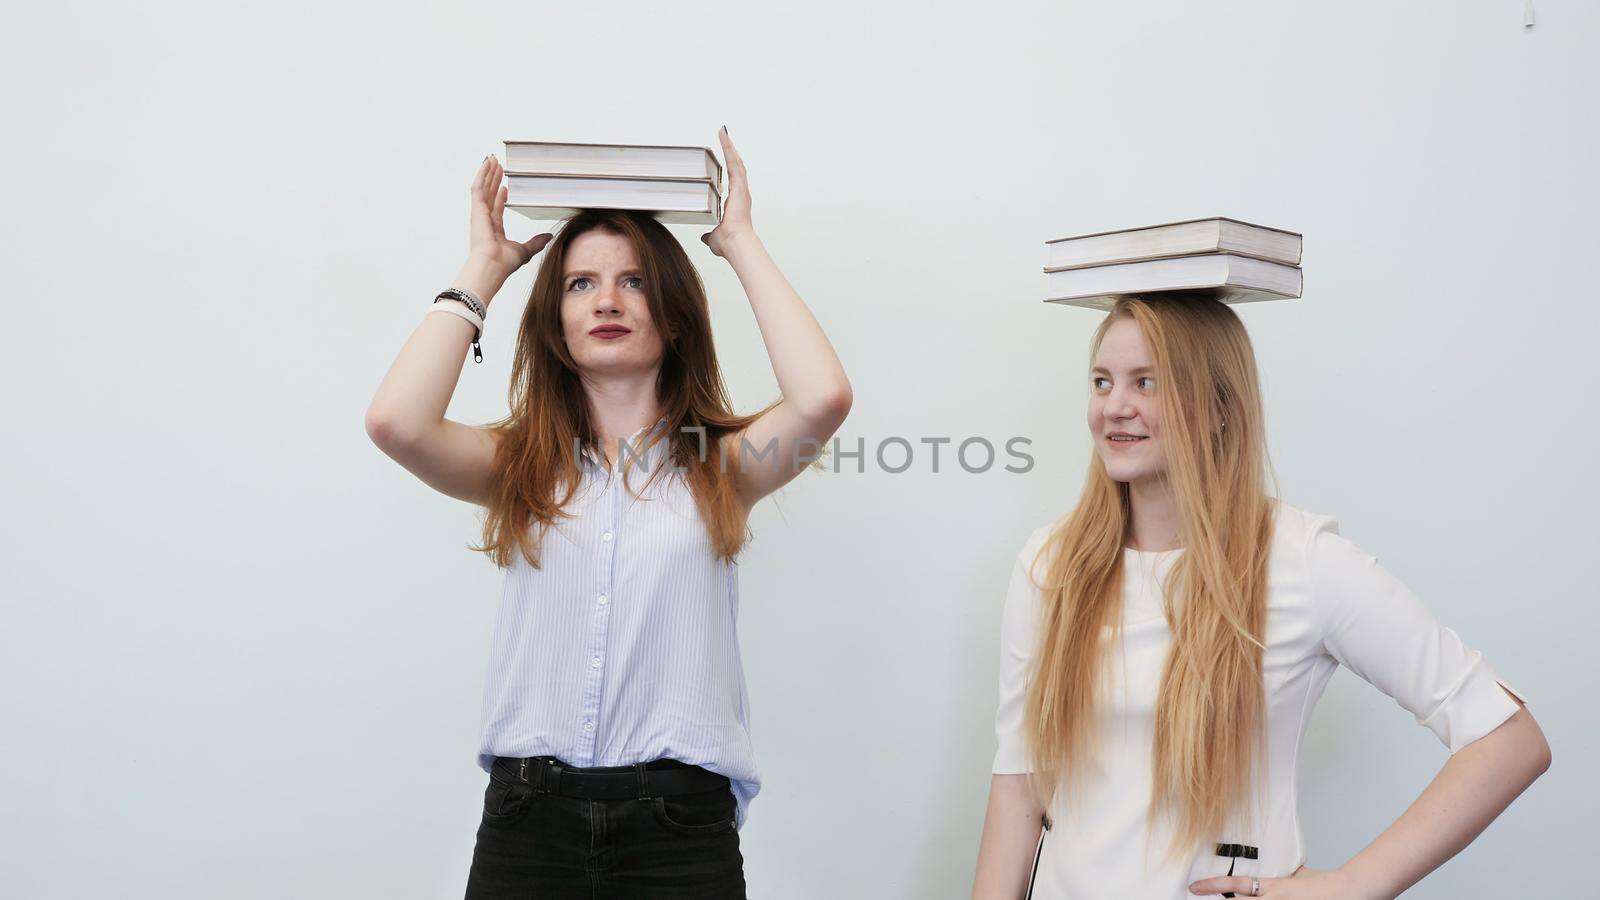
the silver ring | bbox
[1250,877,1261,896]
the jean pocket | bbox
[481,774,534,824]
[651,788,736,836]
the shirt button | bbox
[583,722,595,732]
[591,656,602,668]
[601,531,613,542]
[598,594,608,605]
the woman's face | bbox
[1088,317,1169,486]
[559,229,668,377]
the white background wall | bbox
[3,1,1593,896]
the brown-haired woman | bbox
[970,296,1549,899]
[364,128,851,898]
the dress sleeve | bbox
[993,527,1049,774]
[1307,516,1525,754]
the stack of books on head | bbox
[501,140,724,225]
[1042,218,1304,310]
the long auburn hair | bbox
[1023,294,1280,858]
[471,209,773,569]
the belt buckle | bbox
[1214,843,1259,860]
[522,757,560,795]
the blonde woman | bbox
[365,129,851,897]
[971,295,1549,899]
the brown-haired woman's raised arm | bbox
[363,156,552,504]
[700,127,853,508]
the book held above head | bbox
[503,140,723,182]
[502,139,725,225]
[1042,217,1304,310]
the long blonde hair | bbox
[471,210,774,569]
[1023,294,1280,857]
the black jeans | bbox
[464,757,747,899]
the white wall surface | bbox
[2,1,1593,896]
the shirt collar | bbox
[579,416,673,473]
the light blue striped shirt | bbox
[476,417,759,828]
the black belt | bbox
[495,755,730,800]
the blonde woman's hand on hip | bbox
[1190,865,1379,900]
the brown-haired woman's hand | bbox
[701,127,755,258]
[468,154,553,279]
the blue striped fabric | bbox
[475,417,759,828]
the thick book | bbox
[505,173,722,225]
[1045,217,1302,270]
[1044,252,1303,310]
[502,140,723,185]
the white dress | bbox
[991,500,1525,898]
